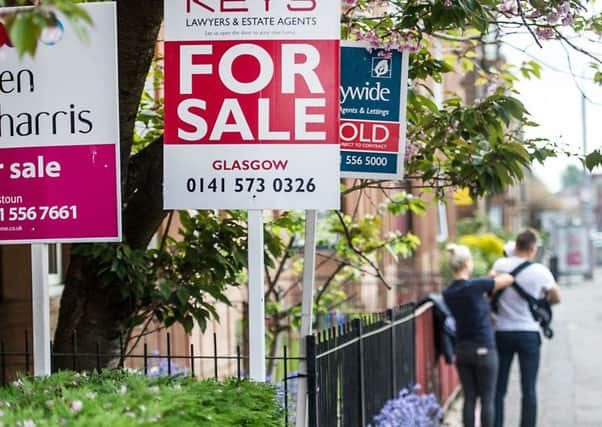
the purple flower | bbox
[561,13,575,26]
[535,27,555,40]
[369,385,442,427]
[559,1,571,15]
[546,12,560,24]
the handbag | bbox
[491,261,554,339]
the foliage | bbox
[459,233,505,258]
[4,0,602,362]
[455,212,513,240]
[133,60,165,155]
[368,386,443,427]
[458,233,505,276]
[561,164,583,189]
[443,216,507,278]
[72,210,249,336]
[0,371,283,427]
[0,0,92,57]
[344,0,602,184]
[262,192,423,370]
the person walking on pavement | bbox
[491,229,561,427]
[443,244,515,427]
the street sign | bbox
[0,3,121,244]
[163,0,340,210]
[340,41,409,180]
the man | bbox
[492,229,561,427]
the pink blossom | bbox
[499,0,517,14]
[561,13,575,26]
[535,27,555,40]
[70,400,83,413]
[559,1,571,15]
[546,12,560,24]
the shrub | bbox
[369,387,442,427]
[0,371,283,427]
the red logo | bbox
[186,0,316,13]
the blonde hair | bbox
[446,243,472,273]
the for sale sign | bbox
[340,41,409,180]
[0,3,121,244]
[163,0,340,210]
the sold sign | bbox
[340,41,410,180]
[163,1,340,210]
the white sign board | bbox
[340,41,409,180]
[0,2,121,244]
[163,0,340,210]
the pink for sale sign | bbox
[0,3,121,244]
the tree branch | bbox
[334,211,391,289]
[516,0,543,48]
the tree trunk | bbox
[53,0,165,370]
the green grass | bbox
[0,371,283,426]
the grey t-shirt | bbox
[492,256,555,332]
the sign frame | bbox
[163,1,341,210]
[340,40,409,180]
[0,2,122,245]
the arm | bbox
[546,285,561,305]
[492,273,514,292]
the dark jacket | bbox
[420,294,456,364]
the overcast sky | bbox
[501,23,602,193]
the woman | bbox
[443,244,514,427]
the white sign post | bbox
[247,210,266,381]
[0,2,121,376]
[163,2,341,383]
[31,244,50,376]
[296,209,318,427]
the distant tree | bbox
[561,164,583,189]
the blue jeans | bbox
[494,331,541,427]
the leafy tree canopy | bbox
[2,0,601,365]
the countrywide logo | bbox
[0,19,64,49]
[371,52,393,79]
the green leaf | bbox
[9,13,41,56]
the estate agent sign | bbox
[0,2,121,244]
[340,41,409,180]
[163,0,341,210]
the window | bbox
[48,243,64,296]
[436,201,449,243]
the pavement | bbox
[443,271,602,427]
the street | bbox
[445,271,602,426]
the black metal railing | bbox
[307,303,416,427]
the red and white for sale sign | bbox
[164,0,340,209]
